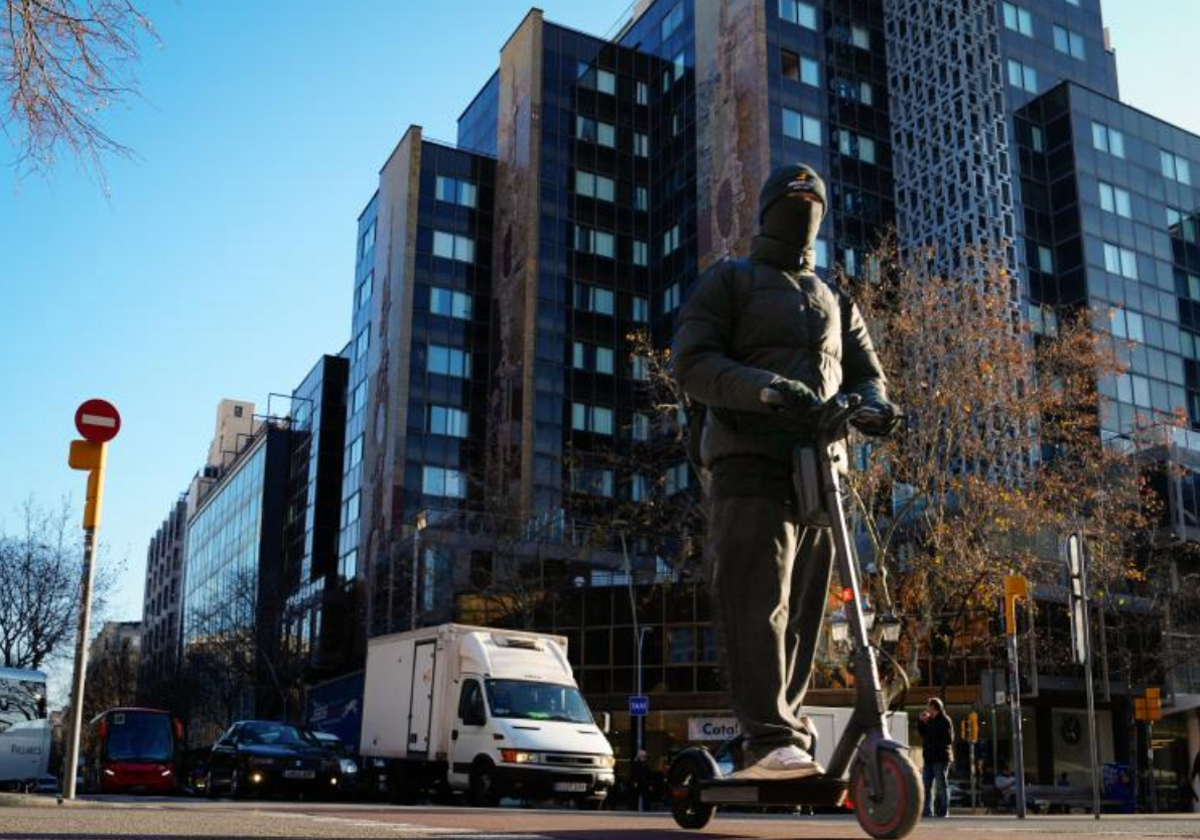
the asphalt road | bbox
[1,796,1199,840]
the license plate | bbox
[554,781,588,792]
[283,769,315,780]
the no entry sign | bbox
[74,399,121,444]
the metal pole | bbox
[1081,539,1102,820]
[620,532,645,812]
[410,526,421,631]
[1007,632,1027,818]
[63,526,98,800]
[636,627,647,813]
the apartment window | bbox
[1006,59,1038,93]
[1066,0,1079,5]
[429,405,469,438]
[849,25,869,49]
[1092,121,1126,158]
[673,51,685,82]
[1031,126,1044,153]
[1030,303,1059,336]
[632,413,651,442]
[634,132,650,157]
[631,474,649,502]
[343,491,360,525]
[575,283,615,315]
[427,344,471,378]
[351,380,367,414]
[1053,25,1086,59]
[665,462,689,495]
[661,2,684,40]
[576,170,615,202]
[572,403,614,435]
[572,467,614,497]
[782,108,822,146]
[432,230,475,263]
[636,81,649,105]
[1002,2,1033,36]
[360,221,376,258]
[575,225,615,258]
[631,355,650,381]
[355,327,370,361]
[348,435,363,469]
[430,286,472,319]
[1037,245,1054,274]
[835,77,873,106]
[1111,309,1145,344]
[1161,150,1192,185]
[837,130,876,164]
[435,176,477,208]
[1098,181,1131,218]
[633,240,649,266]
[597,69,616,95]
[422,466,466,499]
[781,49,820,87]
[663,282,681,313]
[663,224,682,257]
[573,342,614,375]
[576,116,615,148]
[779,0,817,30]
[357,271,373,310]
[632,295,650,323]
[1103,242,1138,280]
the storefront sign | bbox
[688,716,741,741]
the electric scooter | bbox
[666,392,923,840]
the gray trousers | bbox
[708,495,834,764]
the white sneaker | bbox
[729,745,824,780]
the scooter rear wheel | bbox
[851,749,922,839]
[666,752,716,830]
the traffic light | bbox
[68,439,107,529]
[959,712,980,742]
[1146,688,1162,722]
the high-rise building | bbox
[138,496,186,701]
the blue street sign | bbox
[629,695,649,716]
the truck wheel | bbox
[468,761,499,808]
[851,749,923,839]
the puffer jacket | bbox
[673,237,889,475]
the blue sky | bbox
[0,0,1195,667]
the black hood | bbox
[754,164,827,271]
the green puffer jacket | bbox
[673,237,889,474]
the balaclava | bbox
[753,164,827,271]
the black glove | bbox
[763,378,819,420]
[852,399,902,437]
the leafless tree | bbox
[1,0,155,182]
[82,630,139,722]
[0,496,122,671]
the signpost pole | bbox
[1079,537,1102,820]
[1004,574,1028,819]
[62,525,98,801]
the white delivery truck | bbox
[360,624,614,807]
[0,667,51,792]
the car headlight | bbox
[102,768,115,777]
[339,759,358,775]
[597,755,616,768]
[500,749,537,764]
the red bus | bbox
[85,708,182,794]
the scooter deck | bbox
[698,775,848,807]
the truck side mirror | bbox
[597,712,611,734]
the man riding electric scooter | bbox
[673,163,900,781]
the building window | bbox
[1037,245,1054,274]
[432,230,475,263]
[360,221,376,258]
[427,344,471,378]
[572,403,614,435]
[352,380,367,414]
[663,282,681,314]
[781,49,819,87]
[1161,150,1193,185]
[779,0,817,30]
[355,327,370,361]
[430,286,473,319]
[429,405,469,438]
[849,25,869,49]
[575,283,615,315]
[632,295,650,323]
[631,474,649,502]
[673,51,685,82]
[1030,303,1059,337]
[662,2,684,39]
[1098,181,1131,218]
[631,355,649,381]
[632,413,651,442]
[343,491,360,525]
[1002,2,1033,37]
[633,240,649,266]
[575,225,615,258]
[814,238,828,269]
[837,130,876,164]
[422,466,466,499]
[357,271,373,310]
[634,132,650,157]
[1111,309,1145,345]
[597,69,616,95]
[1053,24,1086,59]
[576,116,615,148]
[576,170,615,202]
[348,435,363,468]
[572,466,614,497]
[1102,242,1138,280]
[635,186,649,211]
[636,81,649,105]
[1006,59,1038,93]
[1092,121,1126,158]
[1031,126,1044,153]
[835,77,873,106]
[665,462,689,495]
[782,108,822,146]
[573,342,614,375]
[663,224,682,257]
[435,176,477,208]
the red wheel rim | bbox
[854,754,909,835]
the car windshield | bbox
[483,680,593,724]
[238,722,318,747]
[104,712,173,762]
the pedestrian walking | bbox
[917,698,954,818]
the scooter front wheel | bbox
[666,750,717,830]
[851,749,922,839]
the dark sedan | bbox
[204,721,344,799]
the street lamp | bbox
[830,609,850,644]
[879,612,902,643]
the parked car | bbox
[204,721,343,800]
[307,730,363,796]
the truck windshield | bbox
[484,680,594,724]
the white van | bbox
[0,667,50,791]
[360,624,614,807]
